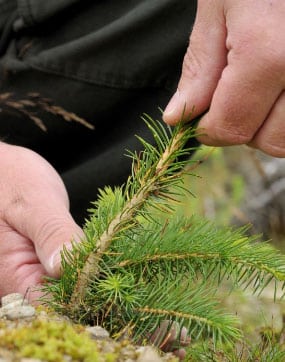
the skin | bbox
[1,1,283,358]
[0,142,188,358]
[0,142,83,301]
[163,0,285,158]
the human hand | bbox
[163,0,285,157]
[0,142,83,303]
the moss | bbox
[0,308,179,361]
[0,318,118,361]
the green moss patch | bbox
[0,318,117,362]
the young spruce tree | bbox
[42,114,285,356]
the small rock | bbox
[5,306,35,320]
[120,344,137,360]
[4,300,29,309]
[85,325,110,339]
[1,293,24,307]
[0,300,30,319]
[137,346,163,362]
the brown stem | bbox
[69,127,187,309]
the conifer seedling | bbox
[41,114,285,355]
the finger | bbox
[196,59,283,147]
[0,223,45,299]
[1,147,85,279]
[4,195,84,279]
[163,1,227,125]
[249,91,285,157]
[17,205,83,278]
[195,0,285,147]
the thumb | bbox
[1,143,84,279]
[163,1,227,125]
[5,196,84,279]
[19,204,84,279]
[34,208,84,278]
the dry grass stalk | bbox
[0,92,94,131]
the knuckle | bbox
[228,29,285,80]
[2,191,27,224]
[34,215,70,249]
[251,43,285,78]
[263,49,285,77]
[182,25,218,81]
[182,45,204,80]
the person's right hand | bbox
[0,142,84,303]
[163,0,285,158]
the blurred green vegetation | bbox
[176,145,285,359]
[179,145,245,225]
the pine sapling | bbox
[41,114,285,353]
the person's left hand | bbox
[0,142,84,303]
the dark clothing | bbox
[0,0,197,224]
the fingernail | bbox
[163,90,180,118]
[48,250,63,277]
[48,242,74,277]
